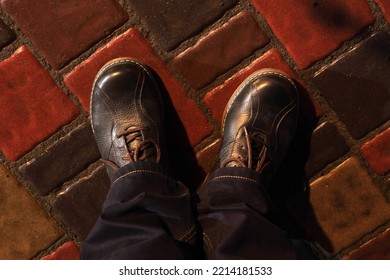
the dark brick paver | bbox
[173,11,269,89]
[314,32,390,139]
[52,165,110,240]
[304,121,349,177]
[19,122,100,195]
[127,0,238,50]
[0,0,388,259]
[0,18,14,49]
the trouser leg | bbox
[197,167,297,260]
[81,162,198,259]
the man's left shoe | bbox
[90,58,170,180]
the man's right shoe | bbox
[90,58,170,180]
[216,69,299,178]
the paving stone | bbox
[314,32,390,139]
[65,28,213,148]
[41,241,80,260]
[251,0,375,69]
[196,139,222,177]
[291,157,390,255]
[127,0,238,50]
[0,165,63,260]
[361,128,390,175]
[52,165,110,240]
[0,18,15,49]
[305,122,349,177]
[375,0,390,21]
[0,0,128,69]
[204,48,322,124]
[342,229,390,259]
[173,11,269,89]
[0,46,79,161]
[19,123,101,195]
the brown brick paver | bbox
[0,0,388,259]
[291,157,390,255]
[0,165,63,259]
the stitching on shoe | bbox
[177,224,197,242]
[112,169,166,185]
[203,233,213,253]
[209,175,259,184]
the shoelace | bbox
[116,126,161,163]
[221,127,268,172]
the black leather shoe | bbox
[217,69,299,177]
[90,58,169,180]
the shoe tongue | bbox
[125,133,142,153]
[224,159,246,168]
[125,131,158,162]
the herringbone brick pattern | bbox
[0,0,388,260]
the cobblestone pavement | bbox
[0,0,389,260]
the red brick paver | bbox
[0,0,388,260]
[375,0,390,21]
[361,128,390,175]
[41,242,80,260]
[251,0,375,69]
[1,0,128,69]
[0,46,79,161]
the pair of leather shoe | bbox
[91,59,299,182]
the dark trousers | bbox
[81,162,296,259]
